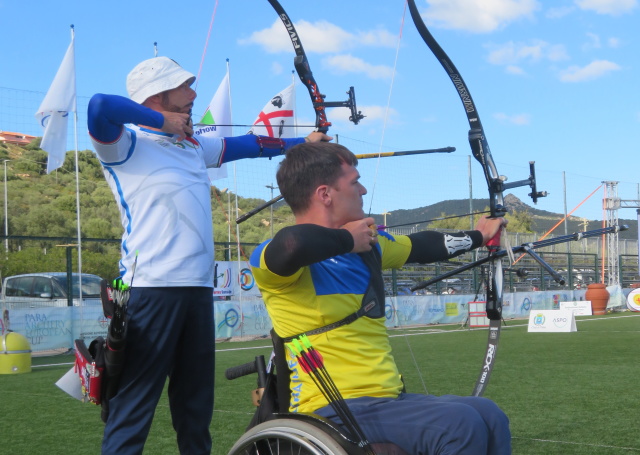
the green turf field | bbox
[1,313,638,454]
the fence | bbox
[2,284,630,354]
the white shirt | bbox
[92,125,224,287]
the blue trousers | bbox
[315,393,511,455]
[102,287,215,455]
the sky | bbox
[1,0,639,223]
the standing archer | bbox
[250,142,511,454]
[88,56,329,455]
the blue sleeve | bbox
[220,135,305,163]
[87,94,165,143]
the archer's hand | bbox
[344,217,377,253]
[161,111,193,141]
[475,215,508,247]
[305,131,333,143]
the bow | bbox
[236,0,365,224]
[406,0,546,397]
[268,0,364,131]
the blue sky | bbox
[1,0,638,223]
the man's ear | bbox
[315,184,332,207]
[143,93,162,109]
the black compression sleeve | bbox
[406,230,483,264]
[263,224,355,276]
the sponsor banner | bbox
[393,295,466,326]
[559,301,593,316]
[214,261,260,297]
[527,309,577,333]
[213,299,273,338]
[6,306,107,351]
[13,286,628,350]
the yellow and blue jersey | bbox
[251,231,412,413]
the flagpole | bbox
[226,59,232,136]
[70,25,83,305]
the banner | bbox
[248,83,296,138]
[213,261,261,297]
[194,68,231,180]
[35,36,76,174]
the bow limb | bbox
[406,0,505,218]
[406,0,513,397]
[267,0,332,133]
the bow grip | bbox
[486,228,502,250]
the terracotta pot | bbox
[585,283,609,315]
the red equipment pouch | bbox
[74,337,105,405]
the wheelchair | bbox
[225,332,408,455]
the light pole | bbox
[381,211,391,227]
[266,183,278,237]
[3,160,8,254]
[219,188,231,260]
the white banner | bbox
[35,37,76,174]
[528,309,577,333]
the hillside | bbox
[0,139,635,250]
[371,194,637,240]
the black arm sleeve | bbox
[406,230,483,264]
[263,224,355,276]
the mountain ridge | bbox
[371,194,637,239]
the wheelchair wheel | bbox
[227,418,350,455]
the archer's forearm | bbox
[406,230,482,264]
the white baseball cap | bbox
[126,57,196,104]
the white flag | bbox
[35,37,76,174]
[248,83,296,138]
[194,69,231,181]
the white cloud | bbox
[581,33,621,51]
[494,112,531,125]
[546,44,570,61]
[506,65,526,75]
[584,32,602,50]
[271,61,284,75]
[322,54,395,80]
[575,0,637,15]
[240,19,396,54]
[486,40,569,69]
[608,37,621,48]
[546,6,576,18]
[355,28,398,48]
[559,60,621,82]
[423,0,540,33]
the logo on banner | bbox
[98,315,109,329]
[214,262,233,296]
[239,268,255,291]
[217,307,241,330]
[553,316,569,328]
[385,303,394,320]
[534,313,546,326]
